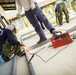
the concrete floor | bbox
[17,56,31,75]
[0,12,76,75]
[21,17,76,75]
[26,39,76,75]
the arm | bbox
[7,30,20,46]
[16,0,22,16]
[54,4,59,24]
[30,0,36,10]
[6,29,27,55]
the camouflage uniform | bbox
[55,1,69,25]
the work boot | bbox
[50,28,58,36]
[52,30,62,36]
[66,20,69,23]
[58,21,63,26]
[37,38,47,44]
[59,23,62,26]
[2,54,10,62]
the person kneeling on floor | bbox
[0,23,26,62]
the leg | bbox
[58,12,63,25]
[57,7,63,25]
[32,2,55,33]
[63,4,69,23]
[25,9,47,41]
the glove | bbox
[31,3,36,10]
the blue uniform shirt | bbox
[0,28,20,52]
[55,1,65,12]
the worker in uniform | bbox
[0,24,25,62]
[16,0,58,43]
[55,1,69,25]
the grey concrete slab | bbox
[0,11,76,75]
[28,39,76,75]
[0,59,13,75]
[17,56,31,75]
[22,18,76,75]
[13,13,76,75]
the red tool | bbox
[50,32,72,48]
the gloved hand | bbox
[31,3,36,10]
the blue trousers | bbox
[25,2,55,40]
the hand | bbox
[20,46,28,53]
[31,3,36,10]
[20,43,25,46]
[16,13,21,18]
[19,44,28,51]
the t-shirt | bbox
[16,0,36,12]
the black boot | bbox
[2,54,10,62]
[37,38,47,44]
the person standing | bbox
[16,0,58,43]
[55,1,69,25]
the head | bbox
[6,23,16,33]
